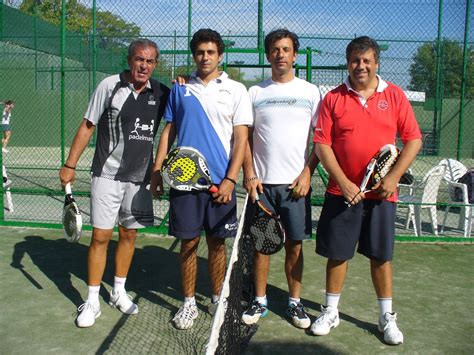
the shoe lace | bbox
[77,301,98,313]
[176,303,197,321]
[252,300,266,312]
[316,307,334,324]
[119,292,133,302]
[384,315,399,333]
[289,303,307,318]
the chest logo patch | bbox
[378,100,388,111]
[129,118,154,142]
[148,95,156,105]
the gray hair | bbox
[128,39,159,60]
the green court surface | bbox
[0,226,473,354]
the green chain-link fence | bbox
[0,0,472,237]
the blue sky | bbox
[24,0,472,87]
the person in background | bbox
[1,100,15,153]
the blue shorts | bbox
[168,189,237,239]
[259,184,312,241]
[2,124,11,132]
[316,193,396,261]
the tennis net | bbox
[206,194,258,354]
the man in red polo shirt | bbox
[311,36,422,345]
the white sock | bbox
[255,295,267,306]
[184,296,196,306]
[378,298,393,321]
[326,292,341,309]
[288,297,300,307]
[212,294,219,304]
[87,285,100,304]
[113,276,126,294]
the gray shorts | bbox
[260,184,312,241]
[90,176,153,229]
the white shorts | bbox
[90,176,153,229]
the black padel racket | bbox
[62,183,83,243]
[161,146,218,193]
[247,197,286,255]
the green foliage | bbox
[409,39,473,99]
[19,0,141,49]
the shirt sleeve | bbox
[163,84,178,123]
[313,93,334,145]
[247,85,258,128]
[311,85,322,128]
[232,83,253,126]
[396,87,422,144]
[84,78,111,125]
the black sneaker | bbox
[286,302,311,329]
[242,300,268,325]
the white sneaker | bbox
[378,312,404,345]
[173,302,199,330]
[76,301,101,328]
[242,300,268,325]
[2,148,8,153]
[109,290,138,315]
[287,302,311,329]
[310,305,340,336]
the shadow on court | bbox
[262,283,381,341]
[11,236,88,306]
[8,233,218,354]
[2,229,473,354]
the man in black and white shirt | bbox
[59,39,169,328]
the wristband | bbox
[63,164,76,170]
[244,176,258,183]
[224,176,237,185]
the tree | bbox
[409,39,473,99]
[19,0,141,49]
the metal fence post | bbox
[60,0,66,165]
[456,0,471,160]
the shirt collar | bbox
[344,74,388,94]
[190,71,228,84]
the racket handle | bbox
[209,185,218,193]
[65,183,72,195]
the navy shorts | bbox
[259,184,312,241]
[316,193,396,261]
[168,188,237,239]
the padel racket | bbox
[346,144,400,206]
[247,196,286,255]
[62,183,83,243]
[161,146,218,193]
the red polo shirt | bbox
[313,77,422,201]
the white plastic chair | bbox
[438,159,472,237]
[398,165,445,236]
